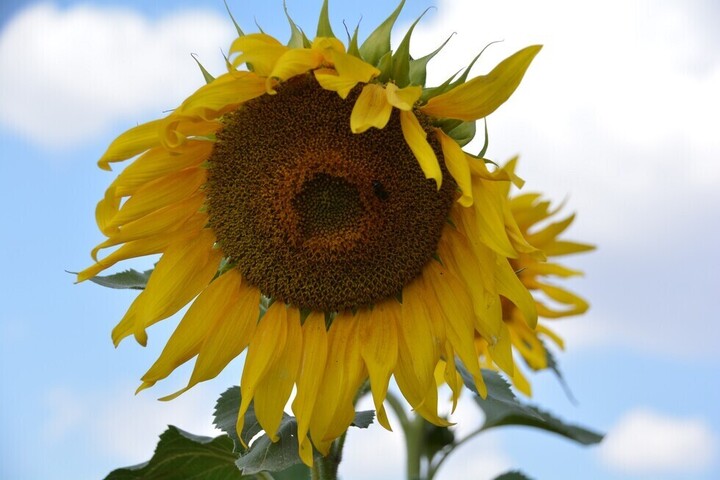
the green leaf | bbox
[493,471,535,480]
[104,426,243,480]
[213,387,264,452]
[235,415,305,475]
[86,269,152,290]
[409,33,454,86]
[351,410,375,428]
[191,53,215,84]
[458,366,603,445]
[316,0,335,38]
[391,8,430,87]
[359,0,405,67]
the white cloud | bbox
[407,0,720,250]
[0,3,234,148]
[43,382,221,463]
[404,0,720,359]
[598,408,718,473]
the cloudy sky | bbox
[1,0,718,479]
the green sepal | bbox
[463,118,490,159]
[284,1,308,48]
[375,50,394,83]
[224,0,244,37]
[409,32,454,86]
[104,426,243,480]
[435,118,477,147]
[359,0,405,67]
[191,53,215,84]
[347,21,361,57]
[316,0,335,38]
[391,8,430,87]
[83,268,151,290]
[420,71,459,102]
[458,365,604,446]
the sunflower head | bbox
[79,0,546,466]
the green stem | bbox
[385,392,423,480]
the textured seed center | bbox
[293,173,364,242]
[206,74,456,311]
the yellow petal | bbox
[421,45,542,121]
[107,168,206,229]
[537,284,589,317]
[310,312,364,454]
[424,261,487,398]
[400,110,442,189]
[254,307,302,441]
[311,37,346,56]
[488,321,514,376]
[236,302,289,443]
[91,193,205,259]
[175,279,260,397]
[112,141,212,197]
[81,213,207,280]
[98,119,164,170]
[292,311,328,465]
[269,49,324,87]
[350,83,392,133]
[469,176,517,258]
[385,83,421,111]
[358,300,400,431]
[138,269,244,391]
[313,69,360,99]
[111,228,222,346]
[330,49,379,84]
[230,33,289,76]
[496,258,538,328]
[176,71,267,119]
[436,129,473,206]
[395,279,438,408]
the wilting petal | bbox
[436,129,473,206]
[385,83,421,111]
[400,110,442,189]
[350,83,392,133]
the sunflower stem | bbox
[405,415,425,480]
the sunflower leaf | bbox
[85,268,152,290]
[104,426,243,480]
[493,470,535,480]
[458,367,603,445]
[214,386,265,453]
[235,415,304,475]
[351,410,375,428]
[359,0,405,67]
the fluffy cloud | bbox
[598,408,718,473]
[408,0,720,248]
[0,3,234,147]
[44,382,221,462]
[404,0,720,359]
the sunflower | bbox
[79,1,543,465]
[473,159,595,395]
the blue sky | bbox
[1,1,719,479]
